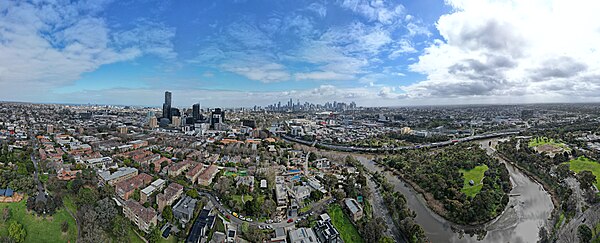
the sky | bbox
[1,0,600,108]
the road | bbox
[282,130,521,153]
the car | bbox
[258,225,264,229]
[266,225,273,229]
[226,215,231,219]
[246,218,253,222]
[287,218,294,223]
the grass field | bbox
[460,164,489,197]
[327,204,364,243]
[528,137,571,150]
[127,227,145,243]
[0,198,77,243]
[566,157,600,189]
[231,194,253,204]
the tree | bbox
[186,189,199,199]
[147,225,161,243]
[360,217,387,242]
[95,198,117,230]
[111,215,129,242]
[163,205,174,223]
[76,188,99,206]
[577,224,592,243]
[131,188,141,201]
[577,171,596,191]
[555,164,571,181]
[8,221,26,243]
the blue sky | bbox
[1,0,600,107]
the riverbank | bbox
[372,159,509,227]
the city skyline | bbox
[2,0,600,107]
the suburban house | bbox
[172,196,198,226]
[343,198,364,222]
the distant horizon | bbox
[2,98,599,110]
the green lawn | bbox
[460,164,489,197]
[127,227,145,243]
[0,198,77,243]
[231,195,253,204]
[528,137,571,150]
[215,217,225,233]
[327,204,364,243]
[566,157,600,189]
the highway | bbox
[282,130,521,152]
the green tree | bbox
[577,171,596,191]
[111,215,129,242]
[163,205,174,223]
[8,221,26,243]
[147,225,161,243]
[577,224,592,243]
[131,188,141,201]
[76,188,98,206]
[186,189,200,199]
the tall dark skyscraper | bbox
[163,91,172,121]
[192,103,201,121]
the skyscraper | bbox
[163,91,172,121]
[192,103,201,121]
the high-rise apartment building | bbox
[162,91,172,121]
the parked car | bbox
[287,218,294,223]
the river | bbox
[354,138,554,243]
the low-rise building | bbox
[168,160,193,177]
[57,168,81,181]
[122,200,157,233]
[289,228,318,243]
[115,173,153,200]
[157,182,184,212]
[186,207,216,243]
[343,198,363,222]
[98,167,138,186]
[140,179,166,204]
[197,165,219,186]
[314,214,342,243]
[86,157,115,169]
[186,163,205,184]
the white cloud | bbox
[306,2,327,18]
[295,71,355,81]
[221,60,290,83]
[0,1,176,100]
[340,0,405,25]
[404,0,600,101]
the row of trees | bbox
[380,143,511,224]
[372,172,427,243]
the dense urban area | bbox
[0,92,599,243]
